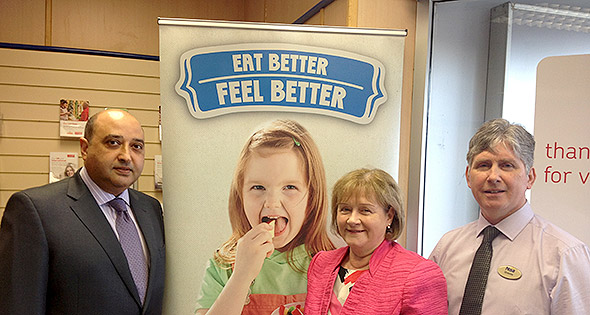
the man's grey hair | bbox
[466,118,535,172]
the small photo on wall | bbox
[59,99,90,137]
[59,99,90,121]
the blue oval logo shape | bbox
[176,43,387,124]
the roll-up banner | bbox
[532,54,590,247]
[159,18,406,314]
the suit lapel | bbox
[66,174,142,307]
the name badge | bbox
[497,265,522,280]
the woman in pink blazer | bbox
[305,168,447,315]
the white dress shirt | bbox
[430,202,590,314]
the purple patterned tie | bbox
[109,198,148,305]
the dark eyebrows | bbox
[103,134,123,142]
[473,157,518,166]
[472,157,490,165]
[103,134,144,144]
[500,158,518,165]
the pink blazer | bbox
[305,240,447,315]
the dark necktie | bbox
[459,226,501,315]
[109,198,148,304]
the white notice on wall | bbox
[154,154,163,190]
[49,152,79,183]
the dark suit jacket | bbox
[0,172,166,315]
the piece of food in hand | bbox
[268,220,276,237]
[262,216,277,238]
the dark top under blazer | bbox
[0,171,166,315]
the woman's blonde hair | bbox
[331,168,405,241]
[215,120,334,271]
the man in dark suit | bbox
[0,109,166,314]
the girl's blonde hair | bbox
[331,168,405,241]
[214,120,334,271]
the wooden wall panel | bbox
[1,102,63,120]
[0,86,159,113]
[322,0,349,26]
[1,48,160,76]
[265,0,320,23]
[244,0,266,22]
[1,68,159,96]
[2,120,59,138]
[1,155,51,173]
[357,0,415,29]
[2,0,245,56]
[0,0,46,45]
[51,0,159,55]
[51,0,245,56]
[159,0,245,21]
[0,48,162,218]
[1,173,55,189]
[0,138,81,155]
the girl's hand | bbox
[232,223,275,284]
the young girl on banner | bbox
[195,119,334,315]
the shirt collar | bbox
[79,167,130,207]
[476,202,534,241]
